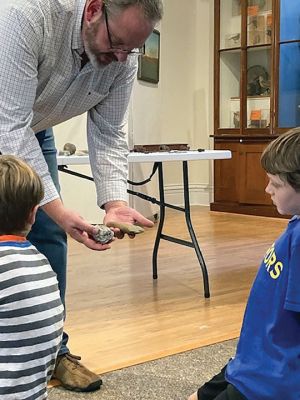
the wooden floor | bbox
[63,207,286,374]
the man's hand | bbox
[103,200,154,239]
[58,209,113,250]
[42,198,111,251]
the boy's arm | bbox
[285,243,300,313]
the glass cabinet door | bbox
[220,51,241,129]
[220,0,241,50]
[247,47,271,129]
[278,0,300,128]
[246,0,272,130]
[219,0,241,129]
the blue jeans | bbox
[28,128,69,355]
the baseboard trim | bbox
[164,183,212,206]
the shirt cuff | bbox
[39,174,60,206]
[97,183,129,209]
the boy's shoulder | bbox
[0,240,50,271]
[288,215,300,228]
[0,238,39,252]
[285,216,300,246]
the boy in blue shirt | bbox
[188,129,300,400]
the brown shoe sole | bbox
[62,379,102,392]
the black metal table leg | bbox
[182,161,210,298]
[152,162,165,279]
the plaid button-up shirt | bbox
[0,0,138,207]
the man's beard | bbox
[83,21,118,68]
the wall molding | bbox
[163,183,213,206]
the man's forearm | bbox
[41,198,66,227]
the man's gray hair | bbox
[104,0,163,23]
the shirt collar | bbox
[72,0,86,53]
[0,235,27,242]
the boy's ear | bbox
[27,205,39,226]
[85,0,104,23]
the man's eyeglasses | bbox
[103,4,144,56]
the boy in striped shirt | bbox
[0,155,64,399]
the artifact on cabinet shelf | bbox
[248,15,265,30]
[248,0,272,12]
[265,13,272,43]
[249,120,268,128]
[250,109,262,120]
[248,119,268,128]
[248,15,265,45]
[229,97,240,129]
[248,0,266,10]
[258,75,271,95]
[233,111,240,128]
[248,30,265,45]
[264,0,272,12]
[247,65,270,96]
[248,109,268,128]
[232,0,241,16]
[225,33,241,48]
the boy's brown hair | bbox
[261,128,300,192]
[0,155,44,235]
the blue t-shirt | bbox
[226,216,300,400]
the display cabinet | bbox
[211,0,300,217]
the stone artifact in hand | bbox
[106,221,144,235]
[92,224,114,244]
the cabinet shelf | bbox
[230,96,270,99]
[247,44,272,49]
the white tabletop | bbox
[57,154,90,166]
[57,150,231,166]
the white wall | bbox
[54,114,105,223]
[54,0,214,222]
[131,0,215,208]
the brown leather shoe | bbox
[53,353,102,392]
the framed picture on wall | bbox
[138,29,160,84]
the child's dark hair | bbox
[261,128,300,192]
[0,155,44,234]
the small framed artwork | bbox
[138,29,160,84]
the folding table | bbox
[57,149,231,298]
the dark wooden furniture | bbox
[211,0,300,217]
